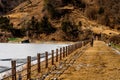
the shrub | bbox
[104,14,110,26]
[0,16,26,37]
[85,7,98,20]
[46,3,56,18]
[110,35,120,44]
[40,16,56,34]
[44,0,61,19]
[26,16,56,36]
[82,29,93,40]
[73,0,86,8]
[0,16,13,31]
[62,0,71,5]
[62,0,86,9]
[116,17,120,24]
[10,28,26,37]
[61,20,79,40]
[98,7,104,14]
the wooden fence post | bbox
[70,45,72,53]
[66,46,68,57]
[37,53,41,73]
[52,50,54,65]
[80,42,82,48]
[60,48,62,60]
[63,47,65,58]
[27,56,31,80]
[68,46,70,55]
[73,44,76,51]
[75,44,77,49]
[72,45,74,52]
[76,43,79,49]
[11,60,16,80]
[82,41,84,46]
[84,41,85,46]
[77,43,79,48]
[45,52,48,68]
[69,46,71,54]
[56,49,58,62]
[69,45,71,54]
[68,46,69,55]
[77,43,79,49]
[74,45,75,51]
[76,44,77,49]
[72,45,73,52]
[80,42,81,48]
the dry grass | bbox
[102,30,119,36]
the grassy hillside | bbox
[0,0,120,42]
[84,0,120,30]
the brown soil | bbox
[45,41,120,80]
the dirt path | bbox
[53,41,120,80]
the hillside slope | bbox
[1,0,120,29]
[0,0,26,14]
[83,0,120,29]
[0,0,120,42]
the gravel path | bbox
[58,41,120,80]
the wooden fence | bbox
[2,40,90,80]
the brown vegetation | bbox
[0,0,120,42]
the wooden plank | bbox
[27,56,31,79]
[52,50,54,65]
[37,53,41,73]
[11,60,16,80]
[56,49,58,62]
[45,52,48,68]
[66,46,68,57]
[60,48,62,60]
[63,47,65,58]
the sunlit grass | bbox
[8,38,22,42]
[111,43,120,51]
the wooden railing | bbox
[2,40,90,80]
